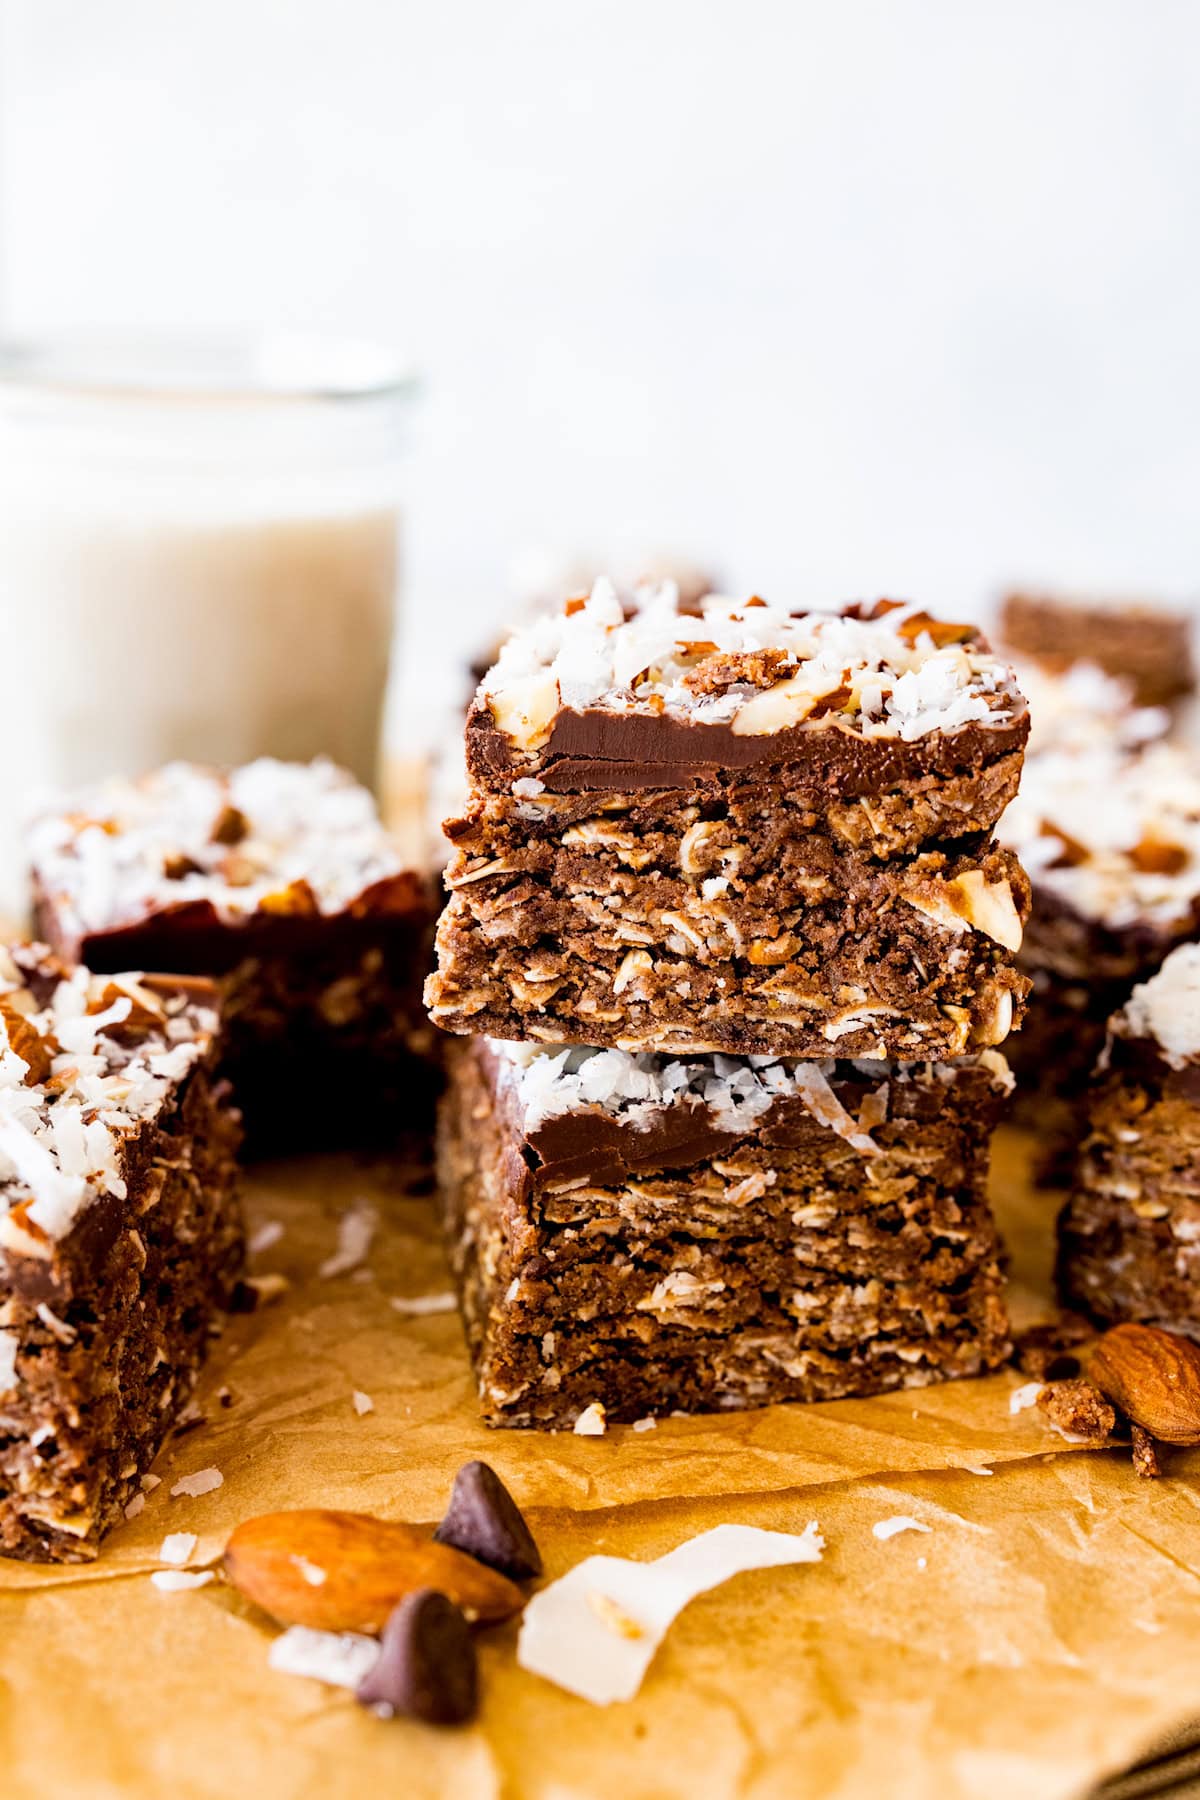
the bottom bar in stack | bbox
[1059,945,1200,1334]
[438,1039,1013,1427]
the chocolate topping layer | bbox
[466,703,1030,797]
[480,1043,1006,1192]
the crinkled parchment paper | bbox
[1,1127,1198,1800]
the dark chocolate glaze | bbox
[465,700,1028,797]
[475,1043,1002,1192]
[1105,1028,1200,1105]
[1022,883,1200,984]
[33,875,432,976]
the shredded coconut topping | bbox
[28,757,410,937]
[1122,944,1200,1066]
[1013,657,1169,757]
[0,945,216,1243]
[489,1040,1011,1154]
[999,739,1200,930]
[480,580,1020,746]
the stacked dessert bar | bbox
[1058,944,1200,1334]
[428,582,1032,1425]
[28,758,436,1149]
[999,735,1200,1182]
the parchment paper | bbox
[2,1124,1198,1800]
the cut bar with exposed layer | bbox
[0,943,242,1561]
[438,1037,1013,1427]
[427,585,1031,1061]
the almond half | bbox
[224,1509,525,1634]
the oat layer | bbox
[427,783,1030,1060]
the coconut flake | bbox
[318,1200,378,1279]
[123,1492,146,1521]
[150,1569,215,1593]
[388,1291,456,1316]
[169,1467,223,1499]
[791,1065,881,1155]
[268,1625,381,1691]
[872,1516,932,1541]
[159,1531,198,1565]
[1009,1381,1044,1415]
[35,1303,77,1345]
[517,1522,823,1704]
[351,1389,374,1416]
[248,1219,284,1256]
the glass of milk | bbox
[0,333,416,911]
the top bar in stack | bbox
[426,583,1031,1060]
[28,758,436,1149]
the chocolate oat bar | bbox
[999,590,1195,710]
[427,585,1031,1061]
[438,1037,1013,1427]
[28,759,437,1148]
[999,738,1200,1181]
[1058,945,1200,1333]
[0,943,241,1561]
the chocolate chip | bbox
[227,1280,259,1314]
[356,1589,477,1725]
[434,1460,542,1582]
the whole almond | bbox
[223,1509,524,1633]
[1089,1323,1200,1445]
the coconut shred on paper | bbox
[517,1522,824,1705]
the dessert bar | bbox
[1013,659,1169,759]
[999,737,1200,1181]
[999,590,1195,710]
[438,1037,1013,1427]
[28,759,437,1148]
[0,943,241,1561]
[427,585,1031,1061]
[1058,945,1200,1333]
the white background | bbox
[1,0,1198,726]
